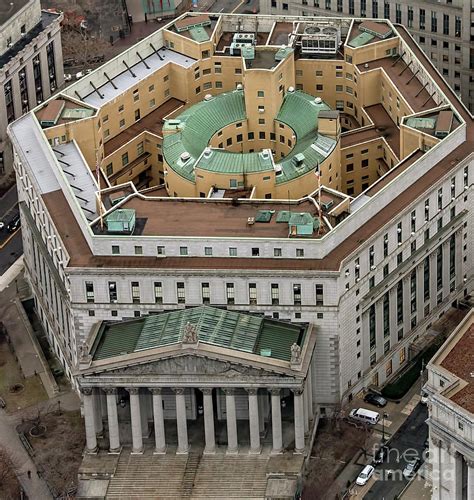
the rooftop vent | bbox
[247,217,255,225]
[203,147,212,158]
[180,152,191,162]
[260,149,272,161]
[204,94,213,101]
[314,97,322,104]
[236,83,243,91]
[288,86,295,93]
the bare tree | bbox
[61,28,109,70]
[0,447,21,500]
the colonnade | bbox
[81,384,314,455]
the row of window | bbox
[112,244,315,258]
[85,281,325,306]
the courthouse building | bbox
[6,11,474,497]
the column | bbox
[467,460,474,500]
[303,386,309,434]
[224,389,238,454]
[431,436,442,500]
[449,447,463,500]
[258,392,265,434]
[93,388,103,436]
[174,388,189,454]
[127,388,143,454]
[140,392,149,438]
[201,388,216,454]
[270,389,282,454]
[307,366,313,417]
[247,388,261,454]
[81,388,98,453]
[150,388,166,454]
[104,388,121,453]
[293,389,305,454]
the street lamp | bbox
[382,412,389,444]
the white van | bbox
[349,408,380,425]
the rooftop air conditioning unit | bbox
[204,94,213,101]
[288,86,295,93]
[203,147,212,158]
[180,152,191,162]
[314,97,322,104]
[247,217,255,225]
[236,83,243,91]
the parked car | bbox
[7,215,21,233]
[0,221,4,230]
[364,392,387,408]
[64,73,73,82]
[421,390,429,404]
[349,408,380,425]
[373,445,389,465]
[356,464,375,486]
[75,69,92,80]
[403,458,421,479]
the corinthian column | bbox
[247,388,261,454]
[81,387,98,454]
[270,388,282,454]
[126,388,143,454]
[174,388,189,454]
[104,388,121,454]
[201,388,216,454]
[223,388,238,454]
[150,388,166,454]
[293,389,305,454]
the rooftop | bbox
[80,47,195,107]
[96,196,325,239]
[104,98,184,157]
[433,311,474,415]
[36,98,95,128]
[0,0,30,26]
[91,306,307,363]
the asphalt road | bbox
[0,186,22,276]
[364,403,429,500]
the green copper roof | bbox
[189,26,210,42]
[163,91,246,180]
[92,306,306,363]
[348,32,375,48]
[277,91,330,140]
[275,47,294,61]
[195,149,273,174]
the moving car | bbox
[349,408,380,425]
[356,464,375,486]
[7,215,20,233]
[363,392,387,408]
[75,69,92,80]
[402,458,421,479]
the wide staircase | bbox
[191,454,269,499]
[105,450,188,499]
[105,449,270,499]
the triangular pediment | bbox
[102,354,283,379]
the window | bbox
[274,248,282,257]
[85,282,94,303]
[201,283,210,304]
[410,269,417,313]
[104,282,117,305]
[419,9,425,30]
[157,246,165,255]
[122,152,129,166]
[134,245,143,255]
[249,283,257,305]
[133,89,139,101]
[296,248,304,257]
[271,284,279,305]
[384,340,390,355]
[112,245,120,255]
[369,304,376,351]
[361,159,369,168]
[397,280,403,324]
[137,142,144,156]
[229,247,237,257]
[226,283,235,304]
[397,252,403,266]
[454,16,461,37]
[437,245,443,291]
[204,246,213,256]
[180,246,188,256]
[431,11,437,33]
[215,81,223,88]
[106,163,113,176]
[177,282,185,303]
[251,247,260,257]
[293,284,301,305]
[119,118,125,128]
[135,109,140,121]
[154,282,163,304]
[385,359,392,377]
[131,282,140,303]
[118,104,124,113]
[149,98,156,108]
[315,284,324,306]
[257,90,264,97]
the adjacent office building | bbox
[425,309,473,500]
[260,0,474,113]
[0,0,63,178]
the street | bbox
[364,403,429,500]
[0,186,22,276]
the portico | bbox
[77,306,318,457]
